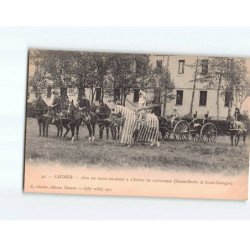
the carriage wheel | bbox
[190,132,200,142]
[200,123,217,142]
[163,130,171,141]
[173,120,190,141]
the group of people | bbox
[50,91,110,120]
[40,90,250,128]
[137,91,179,127]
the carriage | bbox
[159,116,218,143]
[159,112,248,145]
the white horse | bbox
[113,105,160,147]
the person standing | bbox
[138,92,147,110]
[170,107,178,128]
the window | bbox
[201,59,208,75]
[47,86,52,98]
[178,60,185,74]
[95,87,101,101]
[224,90,230,107]
[199,91,207,106]
[114,88,120,102]
[27,91,30,99]
[133,89,140,103]
[60,87,67,97]
[156,60,163,68]
[176,90,183,106]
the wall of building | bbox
[150,55,231,118]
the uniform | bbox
[99,103,110,119]
[51,94,61,116]
[78,98,90,112]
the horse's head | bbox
[112,104,121,115]
[227,115,236,130]
[95,106,100,114]
[80,109,91,123]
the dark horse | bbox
[33,98,63,137]
[96,105,124,140]
[229,119,247,146]
[34,109,48,137]
[42,107,64,137]
[79,105,119,141]
[81,109,99,141]
[61,103,85,141]
[96,105,113,140]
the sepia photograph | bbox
[24,49,250,200]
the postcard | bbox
[24,49,249,200]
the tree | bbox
[28,50,75,98]
[196,57,229,117]
[104,53,151,106]
[199,57,249,117]
[187,57,199,116]
[65,52,98,103]
[148,66,175,116]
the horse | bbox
[229,120,247,146]
[113,105,160,147]
[109,112,125,141]
[42,107,64,137]
[34,109,48,137]
[81,109,99,141]
[95,105,119,140]
[58,102,85,141]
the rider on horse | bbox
[99,100,111,119]
[78,94,90,112]
[51,91,62,121]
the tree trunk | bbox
[123,94,127,106]
[216,74,222,117]
[228,58,234,118]
[91,87,95,103]
[189,57,199,116]
[163,91,167,117]
[101,85,104,102]
[77,86,85,102]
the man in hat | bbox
[78,93,90,112]
[99,100,111,119]
[51,91,61,117]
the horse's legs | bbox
[39,122,42,137]
[45,123,49,137]
[56,124,60,137]
[243,132,246,146]
[92,123,95,141]
[63,124,70,138]
[235,133,240,146]
[110,125,115,140]
[230,133,234,146]
[87,124,92,141]
[60,124,63,137]
[70,124,75,141]
[42,122,46,136]
[76,124,80,139]
[99,123,103,140]
[106,125,109,140]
